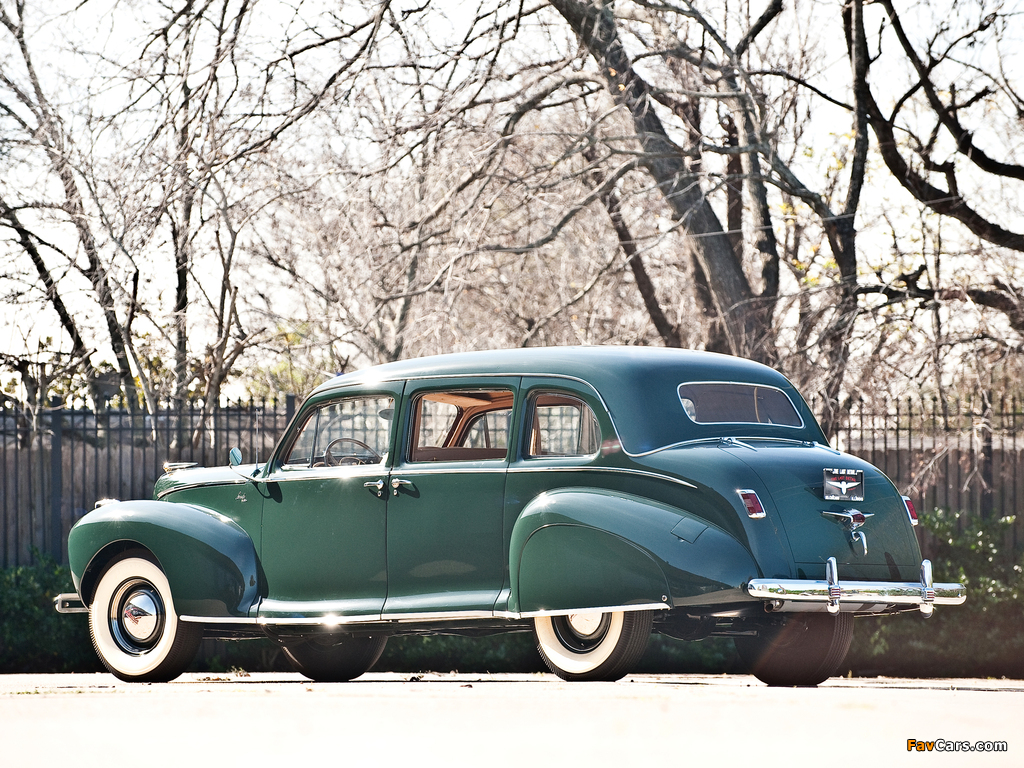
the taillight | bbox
[738,490,766,519]
[902,495,919,526]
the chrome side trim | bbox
[179,616,260,625]
[506,465,698,490]
[257,614,382,626]
[747,558,966,615]
[389,467,509,476]
[633,436,833,458]
[248,602,671,627]
[518,602,670,619]
[161,465,699,496]
[156,478,248,499]
[381,610,496,623]
[261,467,389,485]
[54,593,88,614]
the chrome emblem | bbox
[236,492,247,503]
[124,606,142,625]
[821,509,873,556]
[828,478,858,495]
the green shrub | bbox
[0,553,101,673]
[636,635,739,674]
[845,508,1024,678]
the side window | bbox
[526,393,601,458]
[410,389,514,462]
[283,396,394,468]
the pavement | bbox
[1,672,1019,766]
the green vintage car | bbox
[56,347,965,685]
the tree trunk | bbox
[549,0,762,359]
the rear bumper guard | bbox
[746,558,965,616]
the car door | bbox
[383,377,520,616]
[258,386,402,621]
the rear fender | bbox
[509,488,759,614]
[509,489,761,618]
[69,500,260,619]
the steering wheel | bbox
[323,437,381,466]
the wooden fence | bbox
[1,397,296,567]
[3,391,1023,567]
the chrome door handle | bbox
[391,478,413,496]
[363,479,385,497]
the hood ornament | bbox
[821,509,872,556]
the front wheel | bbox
[88,551,202,682]
[534,610,653,682]
[734,612,854,686]
[282,635,388,682]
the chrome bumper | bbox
[746,558,965,616]
[54,593,88,614]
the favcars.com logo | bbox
[907,739,1007,752]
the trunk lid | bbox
[726,441,921,580]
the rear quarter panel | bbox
[509,488,760,614]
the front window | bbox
[283,396,394,468]
[677,382,802,428]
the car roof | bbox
[319,346,790,391]
[312,347,825,454]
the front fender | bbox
[68,500,260,619]
[509,488,760,614]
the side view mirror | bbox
[229,447,242,467]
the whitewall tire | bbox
[88,552,202,682]
[534,610,653,682]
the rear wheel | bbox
[88,551,202,682]
[534,610,653,682]
[282,635,388,682]
[734,612,854,686]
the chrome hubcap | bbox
[567,613,602,637]
[109,579,165,655]
[551,613,611,653]
[121,590,159,643]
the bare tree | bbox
[6,0,1024,431]
[1,2,141,409]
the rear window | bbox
[677,382,803,428]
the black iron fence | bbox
[830,393,1024,552]
[3,391,1024,567]
[834,394,1015,514]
